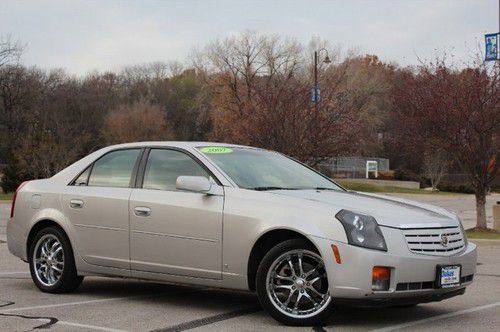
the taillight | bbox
[10,181,29,219]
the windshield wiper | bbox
[250,186,297,191]
[250,186,338,191]
[311,187,338,191]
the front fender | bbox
[222,188,348,285]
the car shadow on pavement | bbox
[76,277,262,313]
[7,277,456,330]
[77,278,453,329]
[326,305,450,327]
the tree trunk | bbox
[475,191,487,229]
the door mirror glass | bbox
[176,176,212,193]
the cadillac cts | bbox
[7,142,476,325]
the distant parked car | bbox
[7,142,476,325]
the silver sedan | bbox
[7,142,477,325]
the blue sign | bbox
[485,33,498,61]
[311,87,321,102]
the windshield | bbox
[198,146,343,191]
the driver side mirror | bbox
[176,176,212,193]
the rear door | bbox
[61,148,142,269]
[129,148,224,279]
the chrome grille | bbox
[402,226,465,256]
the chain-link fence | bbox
[318,156,390,179]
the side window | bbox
[73,166,91,186]
[143,149,209,191]
[88,149,141,188]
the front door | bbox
[129,148,224,279]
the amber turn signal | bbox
[331,244,341,264]
[372,266,391,291]
[372,266,391,280]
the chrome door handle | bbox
[70,199,84,209]
[134,206,151,217]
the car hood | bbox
[268,189,459,229]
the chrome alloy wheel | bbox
[266,249,331,319]
[32,234,65,287]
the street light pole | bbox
[314,50,318,93]
[312,48,331,108]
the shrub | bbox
[394,168,435,187]
[377,170,395,180]
[394,168,418,181]
[437,181,475,194]
[0,162,25,193]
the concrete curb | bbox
[334,178,420,189]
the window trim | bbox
[69,147,145,188]
[136,147,223,190]
[72,164,92,186]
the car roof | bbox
[102,141,260,150]
[51,141,265,185]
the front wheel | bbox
[29,226,83,293]
[256,239,334,326]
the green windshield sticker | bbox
[199,147,233,154]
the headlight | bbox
[336,210,387,251]
[457,216,468,247]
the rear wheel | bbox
[256,239,334,326]
[29,226,83,293]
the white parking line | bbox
[30,318,129,332]
[370,301,500,332]
[0,271,28,275]
[0,289,194,313]
[57,320,130,332]
[0,297,136,313]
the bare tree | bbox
[423,147,448,191]
[0,35,23,68]
[102,99,172,144]
[195,32,386,165]
[393,58,500,229]
[12,69,99,179]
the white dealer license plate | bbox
[438,265,461,288]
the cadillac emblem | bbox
[440,234,449,247]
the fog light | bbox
[372,266,391,291]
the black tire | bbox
[28,226,83,293]
[255,238,334,326]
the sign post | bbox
[311,87,320,103]
[366,160,378,179]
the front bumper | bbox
[336,287,466,307]
[309,226,477,302]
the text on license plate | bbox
[440,265,461,288]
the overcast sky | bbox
[1,0,498,75]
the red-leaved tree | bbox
[393,59,500,229]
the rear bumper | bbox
[309,226,477,302]
[6,217,27,260]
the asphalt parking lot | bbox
[1,195,499,332]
